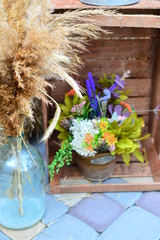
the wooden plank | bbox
[149,33,160,138]
[85,39,156,59]
[90,14,160,29]
[41,101,48,132]
[142,137,160,181]
[41,100,49,161]
[60,162,152,179]
[125,79,151,97]
[51,0,160,10]
[52,13,160,29]
[61,166,82,179]
[113,162,152,177]
[50,182,160,194]
[50,172,61,186]
[102,28,158,39]
[80,58,154,79]
[155,119,160,155]
[127,97,150,114]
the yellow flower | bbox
[99,120,109,131]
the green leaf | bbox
[57,132,68,140]
[73,94,79,105]
[116,90,131,96]
[119,95,128,100]
[64,93,72,109]
[59,104,70,116]
[83,95,89,102]
[122,152,130,166]
[132,149,144,163]
[54,121,65,132]
[136,134,150,141]
[128,129,141,139]
[116,148,125,154]
[116,138,133,149]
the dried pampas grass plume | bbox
[0,0,113,139]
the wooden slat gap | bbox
[103,37,152,40]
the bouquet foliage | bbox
[49,71,150,179]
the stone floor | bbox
[1,178,160,240]
[1,142,160,240]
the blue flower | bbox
[103,88,111,99]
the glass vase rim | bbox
[7,134,24,140]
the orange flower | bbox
[84,133,94,145]
[87,146,93,152]
[103,132,111,140]
[68,89,75,97]
[120,102,132,113]
[120,101,125,106]
[103,132,117,146]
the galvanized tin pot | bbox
[80,0,139,6]
[76,152,116,181]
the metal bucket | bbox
[76,153,116,181]
[80,0,139,6]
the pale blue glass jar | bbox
[0,136,46,229]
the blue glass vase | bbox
[0,136,46,229]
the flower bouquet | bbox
[48,71,151,181]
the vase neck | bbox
[7,136,22,151]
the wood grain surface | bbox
[51,0,160,10]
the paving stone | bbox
[36,214,99,240]
[44,194,68,225]
[136,192,160,217]
[98,206,160,240]
[69,193,125,233]
[105,191,143,208]
[102,178,142,208]
[53,179,91,208]
[0,232,10,240]
[0,222,44,240]
[56,179,92,208]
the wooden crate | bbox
[42,1,160,193]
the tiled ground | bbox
[1,142,160,240]
[1,180,160,240]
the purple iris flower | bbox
[114,105,123,116]
[108,104,131,118]
[85,72,100,117]
[115,74,126,89]
[88,72,96,95]
[109,74,126,92]
[86,79,92,102]
[86,79,96,111]
[111,92,120,99]
[154,104,160,118]
[108,104,114,115]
